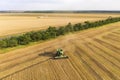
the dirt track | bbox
[0,22,120,80]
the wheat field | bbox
[0,13,120,37]
[0,21,120,80]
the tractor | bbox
[54,48,68,59]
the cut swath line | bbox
[71,39,120,80]
[69,41,99,80]
[93,38,120,53]
[86,40,120,64]
[70,41,110,80]
[83,42,120,78]
[102,36,120,45]
[102,35,120,42]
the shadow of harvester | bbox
[38,51,56,58]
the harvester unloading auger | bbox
[54,48,68,59]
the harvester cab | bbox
[54,48,68,59]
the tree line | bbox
[0,17,120,48]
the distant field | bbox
[0,13,120,37]
[0,22,120,80]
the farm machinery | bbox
[54,48,68,59]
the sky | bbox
[0,0,120,11]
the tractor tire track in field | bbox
[0,22,120,80]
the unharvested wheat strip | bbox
[49,60,63,80]
[23,64,37,80]
[57,59,83,80]
[17,69,24,80]
[45,61,56,80]
[86,39,120,67]
[44,61,53,80]
[30,61,45,80]
[2,76,12,80]
[70,41,110,80]
[53,60,70,80]
[83,42,120,79]
[77,42,120,80]
[55,60,73,80]
[2,76,11,80]
[13,69,28,80]
[73,41,115,80]
[25,68,33,80]
[17,73,23,80]
[66,59,85,80]
[31,57,52,80]
[37,61,49,80]
[48,60,58,80]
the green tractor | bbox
[54,48,68,59]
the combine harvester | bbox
[54,48,68,59]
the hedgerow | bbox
[0,17,120,48]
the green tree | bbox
[65,23,73,33]
[0,40,7,48]
[46,27,57,38]
[57,27,65,35]
[73,23,82,31]
[41,31,51,40]
[5,37,18,47]
[30,31,42,41]
[17,34,31,45]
